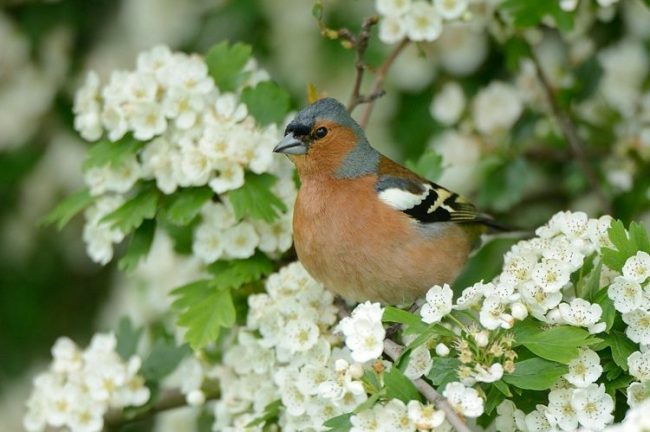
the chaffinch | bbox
[273,98,501,305]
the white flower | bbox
[404,345,433,379]
[525,405,557,432]
[178,145,213,186]
[407,401,445,430]
[559,0,578,11]
[379,16,407,44]
[521,282,563,319]
[435,343,450,357]
[532,259,572,293]
[479,296,514,330]
[351,408,380,432]
[339,302,386,363]
[627,350,650,381]
[626,381,650,408]
[434,0,468,20]
[571,383,614,430]
[564,348,602,388]
[421,284,453,323]
[474,363,504,383]
[209,159,245,194]
[130,102,167,141]
[431,82,465,125]
[193,222,225,263]
[623,251,650,284]
[376,0,412,17]
[404,1,442,42]
[442,382,483,418]
[472,82,523,136]
[495,400,527,432]
[454,281,486,310]
[222,222,259,259]
[375,399,413,432]
[283,320,319,353]
[558,299,603,331]
[623,309,650,344]
[546,387,578,431]
[608,276,644,313]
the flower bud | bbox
[435,343,450,357]
[510,302,528,320]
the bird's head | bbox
[273,98,378,178]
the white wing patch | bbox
[378,184,432,211]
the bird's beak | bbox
[273,133,307,155]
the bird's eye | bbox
[313,127,328,140]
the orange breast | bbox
[293,175,473,304]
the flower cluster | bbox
[338,301,386,362]
[73,45,296,265]
[376,0,472,44]
[23,333,149,432]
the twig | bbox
[359,38,410,128]
[346,16,380,112]
[104,388,220,429]
[527,45,612,214]
[383,339,475,432]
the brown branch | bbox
[359,38,410,128]
[383,339,475,432]
[344,16,380,113]
[104,388,220,430]
[528,45,612,214]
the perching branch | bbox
[358,38,410,128]
[344,16,380,113]
[104,388,220,430]
[383,339,475,432]
[527,44,612,214]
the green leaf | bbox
[118,219,156,271]
[101,185,159,233]
[323,413,353,432]
[484,386,506,415]
[502,358,567,391]
[384,366,421,403]
[41,188,94,230]
[452,237,519,293]
[382,307,427,332]
[602,220,636,272]
[353,392,382,414]
[176,287,237,350]
[246,400,282,427]
[115,317,142,360]
[83,135,145,170]
[594,289,616,332]
[206,252,274,288]
[405,151,443,182]
[577,261,601,301]
[427,357,460,387]
[630,222,650,253]
[141,338,191,381]
[165,187,213,226]
[228,173,287,223]
[500,0,574,31]
[240,81,291,126]
[605,331,638,371]
[514,320,593,364]
[205,41,252,92]
[493,380,512,397]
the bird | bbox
[273,97,503,305]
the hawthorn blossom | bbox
[442,382,484,418]
[420,284,453,323]
[564,348,603,388]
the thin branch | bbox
[383,339,475,432]
[104,388,220,429]
[346,16,380,113]
[527,45,612,214]
[359,38,410,128]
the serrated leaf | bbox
[426,357,460,387]
[605,331,638,371]
[101,186,158,233]
[630,222,650,253]
[206,252,274,288]
[405,151,443,182]
[228,172,287,222]
[602,220,635,272]
[514,320,593,364]
[165,187,213,226]
[205,41,252,92]
[177,287,236,350]
[118,219,156,271]
[384,366,421,403]
[141,338,191,381]
[42,188,94,230]
[240,81,291,126]
[323,413,352,432]
[116,317,142,360]
[502,358,567,391]
[83,135,145,170]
